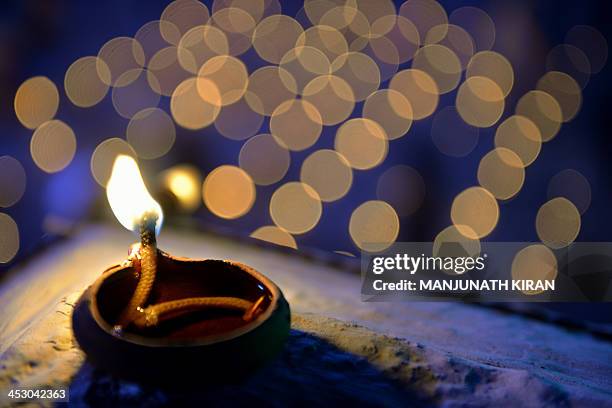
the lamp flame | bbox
[106,155,163,235]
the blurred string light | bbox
[0,213,19,263]
[536,197,581,249]
[250,225,297,249]
[30,120,77,173]
[10,0,609,255]
[349,200,399,252]
[0,156,26,208]
[160,164,202,212]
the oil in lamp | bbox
[72,155,291,384]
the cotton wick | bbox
[117,212,158,327]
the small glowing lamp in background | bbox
[71,155,290,383]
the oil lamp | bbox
[72,155,290,384]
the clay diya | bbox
[71,156,290,384]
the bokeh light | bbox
[433,224,481,259]
[171,77,221,130]
[0,213,19,263]
[246,66,298,116]
[197,55,248,106]
[160,164,202,212]
[456,76,505,128]
[399,0,447,42]
[451,186,499,239]
[250,225,298,249]
[536,197,581,249]
[412,44,462,94]
[362,89,413,140]
[448,6,495,52]
[349,200,399,252]
[203,165,255,219]
[389,69,439,120]
[210,6,256,56]
[214,92,264,140]
[477,148,525,200]
[331,51,380,102]
[426,24,474,70]
[536,71,582,122]
[30,120,77,173]
[466,51,514,97]
[300,149,353,202]
[253,15,304,64]
[515,90,563,142]
[280,45,331,93]
[0,156,26,208]
[302,74,355,126]
[111,68,161,119]
[97,37,145,86]
[270,182,322,234]
[64,57,111,108]
[126,108,176,159]
[14,76,59,129]
[147,46,190,96]
[511,244,557,295]
[177,25,228,74]
[270,99,323,151]
[335,118,388,170]
[239,133,290,186]
[160,0,210,45]
[545,44,591,89]
[494,115,542,167]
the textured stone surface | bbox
[0,225,611,406]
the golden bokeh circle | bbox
[253,14,304,64]
[547,169,591,215]
[456,76,505,128]
[270,99,323,151]
[30,120,77,173]
[0,156,26,208]
[335,118,388,170]
[451,186,499,239]
[376,165,425,217]
[302,74,355,126]
[90,138,137,187]
[362,35,400,80]
[246,66,297,116]
[362,89,413,140]
[430,106,479,157]
[239,133,290,186]
[515,90,563,142]
[160,0,211,45]
[134,20,174,63]
[536,197,581,249]
[300,149,353,202]
[536,71,582,122]
[97,37,145,86]
[210,7,257,56]
[545,44,591,89]
[65,57,111,108]
[466,51,514,97]
[477,148,525,200]
[270,182,322,234]
[389,69,439,120]
[203,165,255,219]
[412,44,462,94]
[197,55,248,106]
[349,200,399,252]
[171,77,221,130]
[126,108,176,159]
[511,245,558,295]
[177,25,229,74]
[331,51,380,101]
[251,225,297,249]
[14,76,59,129]
[370,15,420,64]
[494,115,542,167]
[0,213,19,263]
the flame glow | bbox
[106,155,163,235]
